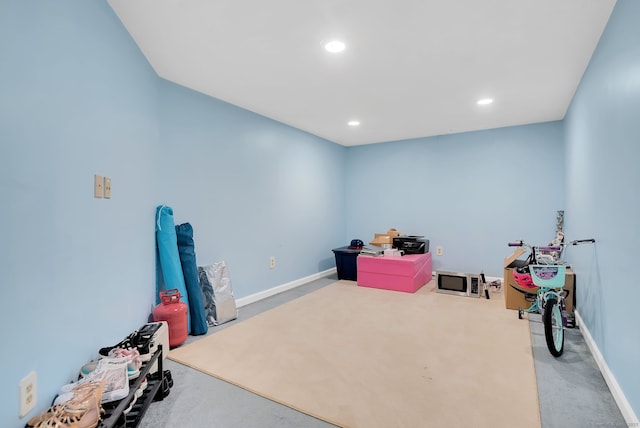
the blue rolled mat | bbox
[175,223,208,336]
[155,205,191,333]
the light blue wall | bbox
[345,122,565,277]
[0,2,160,427]
[0,2,345,427]
[155,80,346,297]
[564,0,640,417]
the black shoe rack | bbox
[98,345,166,428]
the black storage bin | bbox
[332,246,361,280]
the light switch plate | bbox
[94,175,103,198]
[103,177,111,199]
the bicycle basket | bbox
[529,265,566,288]
[534,246,563,264]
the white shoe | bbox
[123,377,147,415]
[56,357,129,404]
[109,347,142,380]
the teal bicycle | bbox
[508,239,594,357]
[527,264,567,357]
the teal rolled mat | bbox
[175,222,208,336]
[155,205,191,333]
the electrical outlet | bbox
[436,246,443,256]
[94,174,103,198]
[19,371,37,418]
[103,177,111,199]
[269,256,276,269]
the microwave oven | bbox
[436,271,483,298]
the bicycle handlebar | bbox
[508,238,595,248]
[569,239,596,245]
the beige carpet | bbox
[169,280,540,428]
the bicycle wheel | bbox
[543,297,564,357]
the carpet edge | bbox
[526,319,543,427]
[167,354,345,427]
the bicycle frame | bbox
[523,287,565,317]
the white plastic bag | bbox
[198,261,238,326]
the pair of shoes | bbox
[81,347,141,380]
[34,393,102,427]
[27,381,105,428]
[164,370,173,388]
[133,323,161,362]
[98,323,160,362]
[108,347,142,379]
[123,377,148,415]
[153,373,173,402]
[56,358,129,404]
[148,369,172,386]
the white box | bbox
[144,321,169,375]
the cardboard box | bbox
[504,247,527,268]
[503,248,575,314]
[503,267,575,315]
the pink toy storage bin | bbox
[357,252,432,293]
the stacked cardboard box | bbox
[503,249,576,315]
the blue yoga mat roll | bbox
[155,205,191,333]
[175,222,208,336]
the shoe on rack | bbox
[98,332,137,357]
[81,355,140,380]
[79,361,98,378]
[164,370,173,388]
[134,323,161,362]
[57,357,129,404]
[28,381,105,428]
[108,347,142,379]
[34,390,103,428]
[123,377,147,415]
[81,362,139,381]
[139,376,148,392]
[153,375,172,401]
[148,369,173,390]
[98,323,160,362]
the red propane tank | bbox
[153,289,188,348]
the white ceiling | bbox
[107,0,616,147]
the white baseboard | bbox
[235,268,337,308]
[575,310,639,425]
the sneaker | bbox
[134,323,161,362]
[98,332,137,357]
[57,357,129,404]
[138,376,148,392]
[81,357,140,380]
[99,323,160,362]
[153,376,171,401]
[109,348,142,379]
[123,378,146,415]
[80,360,100,378]
[164,370,173,388]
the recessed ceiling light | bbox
[477,98,494,105]
[347,120,360,127]
[325,40,346,53]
